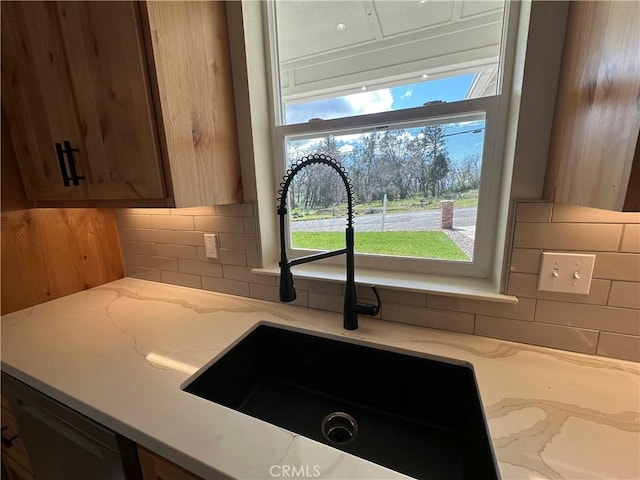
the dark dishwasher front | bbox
[2,373,142,480]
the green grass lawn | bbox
[292,231,469,261]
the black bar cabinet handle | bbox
[63,140,85,186]
[55,142,71,186]
[55,141,85,187]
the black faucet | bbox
[276,153,381,330]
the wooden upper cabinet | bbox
[1,0,243,207]
[544,1,640,211]
[1,1,165,203]
[143,1,243,207]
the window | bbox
[266,0,518,278]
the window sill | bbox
[252,264,518,304]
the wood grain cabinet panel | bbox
[545,1,640,211]
[143,0,243,207]
[1,1,165,203]
[1,1,243,207]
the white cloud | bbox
[400,89,413,99]
[345,89,394,115]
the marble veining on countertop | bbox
[1,278,638,480]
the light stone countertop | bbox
[1,278,638,480]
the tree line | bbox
[286,125,482,210]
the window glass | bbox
[285,115,486,261]
[285,73,478,124]
[271,0,510,276]
[274,0,506,125]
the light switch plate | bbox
[537,252,596,294]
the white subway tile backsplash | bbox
[218,233,258,251]
[127,266,161,282]
[508,273,610,305]
[222,265,276,286]
[381,303,474,334]
[178,259,223,278]
[151,215,194,231]
[121,240,156,256]
[509,248,542,274]
[123,254,140,266]
[593,253,640,281]
[243,217,256,234]
[194,216,244,233]
[247,283,278,302]
[202,276,250,297]
[516,202,553,222]
[295,278,343,296]
[535,300,640,336]
[170,206,216,216]
[215,203,254,217]
[427,295,535,321]
[160,271,201,289]
[246,251,260,268]
[114,201,640,363]
[117,208,170,216]
[117,228,137,241]
[249,283,308,307]
[513,223,623,251]
[156,244,198,260]
[552,204,640,224]
[196,246,246,266]
[620,225,640,253]
[377,288,426,307]
[596,332,640,362]
[133,229,174,244]
[116,214,152,229]
[138,256,178,272]
[608,281,640,309]
[174,231,206,247]
[475,315,598,354]
[308,292,344,313]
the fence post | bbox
[381,193,387,232]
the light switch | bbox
[537,252,596,294]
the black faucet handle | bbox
[356,285,381,316]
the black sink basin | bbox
[182,323,499,480]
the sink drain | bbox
[321,412,358,445]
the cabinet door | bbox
[1,1,166,202]
[1,1,86,201]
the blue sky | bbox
[390,73,476,110]
[285,73,476,125]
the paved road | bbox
[290,206,478,233]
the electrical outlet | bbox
[537,252,596,294]
[204,233,218,258]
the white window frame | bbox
[265,0,519,279]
